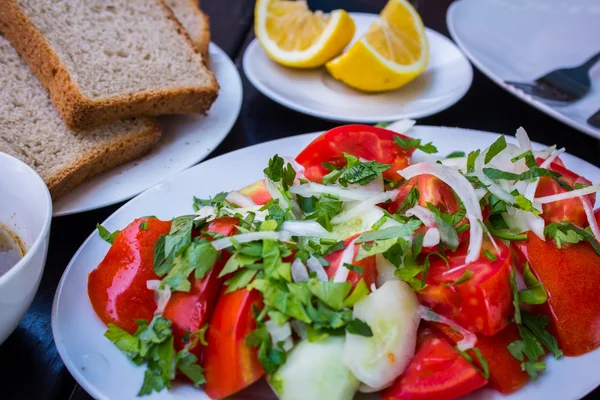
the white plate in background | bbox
[243,13,472,123]
[448,0,600,140]
[53,43,243,216]
[53,126,600,400]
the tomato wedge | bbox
[417,238,513,336]
[324,235,377,288]
[295,124,414,182]
[513,232,600,356]
[88,218,171,333]
[163,217,239,355]
[382,335,487,400]
[535,157,595,227]
[204,288,265,399]
[386,175,461,215]
[431,322,529,394]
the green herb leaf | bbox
[446,151,466,159]
[355,238,397,261]
[96,223,120,244]
[139,221,149,231]
[375,121,391,128]
[472,348,490,379]
[483,167,560,182]
[340,158,391,186]
[449,269,473,286]
[426,203,459,250]
[162,240,217,291]
[343,279,370,307]
[466,150,481,173]
[164,216,196,260]
[509,268,522,324]
[544,222,599,253]
[192,192,228,212]
[355,220,422,243]
[485,136,507,164]
[518,263,547,305]
[521,312,563,359]
[346,319,373,337]
[176,352,205,387]
[224,269,259,294]
[343,263,364,275]
[394,136,438,154]
[397,185,420,213]
[307,278,352,311]
[483,249,497,262]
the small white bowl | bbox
[0,152,52,344]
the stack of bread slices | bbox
[0,0,218,200]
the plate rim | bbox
[52,126,600,400]
[243,12,473,123]
[52,42,243,217]
[446,0,600,140]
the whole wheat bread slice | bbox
[0,34,162,200]
[165,0,210,59]
[0,0,218,131]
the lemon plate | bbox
[243,12,472,123]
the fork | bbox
[506,50,600,102]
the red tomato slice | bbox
[295,124,414,182]
[88,218,171,333]
[382,336,487,400]
[238,179,272,205]
[163,217,239,356]
[513,233,600,356]
[417,239,513,336]
[430,322,529,394]
[535,158,595,227]
[324,235,377,288]
[386,175,461,215]
[204,288,265,399]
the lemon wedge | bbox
[254,0,355,68]
[326,0,428,92]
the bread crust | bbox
[46,118,162,200]
[191,0,211,59]
[0,0,219,131]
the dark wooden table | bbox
[1,1,598,399]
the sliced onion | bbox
[440,156,467,172]
[385,119,416,134]
[333,238,357,282]
[331,190,399,224]
[146,280,171,314]
[423,228,441,248]
[418,306,477,350]
[502,207,545,240]
[515,127,532,151]
[265,320,293,348]
[355,175,384,193]
[581,196,600,245]
[307,256,328,281]
[375,254,399,287]
[222,205,268,221]
[474,187,488,201]
[290,182,380,201]
[399,163,483,264]
[533,145,556,159]
[282,220,329,237]
[283,156,306,181]
[211,231,280,251]
[473,172,516,204]
[226,191,257,207]
[291,258,309,282]
[195,205,217,221]
[535,184,600,204]
[406,205,437,227]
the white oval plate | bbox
[447,0,600,140]
[53,126,600,400]
[53,43,243,217]
[243,13,472,123]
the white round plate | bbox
[53,43,243,217]
[53,126,600,400]
[243,13,472,123]
[447,0,600,140]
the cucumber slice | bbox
[342,280,420,390]
[270,337,359,400]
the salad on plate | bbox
[87,122,600,399]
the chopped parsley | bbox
[394,136,438,154]
[96,223,120,244]
[484,136,507,164]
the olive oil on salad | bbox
[0,223,25,277]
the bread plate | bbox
[52,126,600,400]
[53,43,242,217]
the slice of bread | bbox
[0,34,162,200]
[165,0,210,59]
[0,0,218,131]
